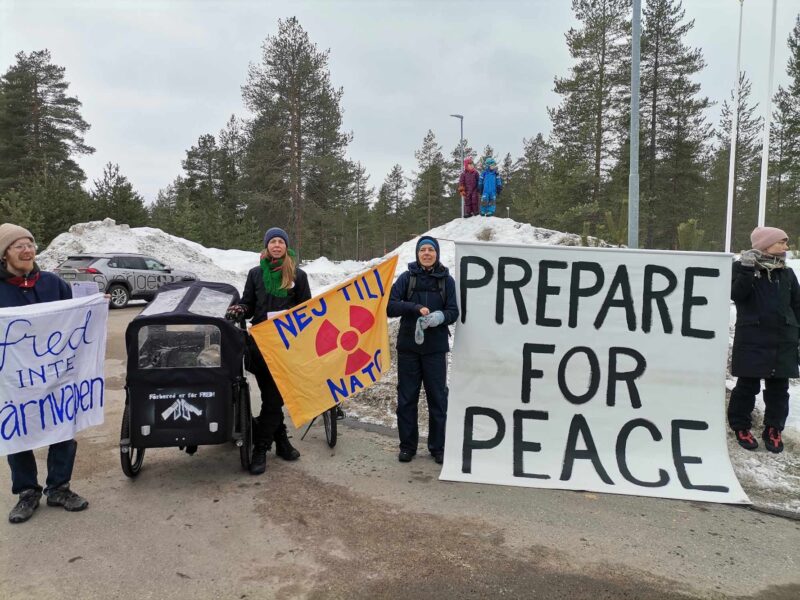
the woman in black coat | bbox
[729,226,800,454]
[387,236,459,464]
[226,227,311,474]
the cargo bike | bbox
[119,280,254,477]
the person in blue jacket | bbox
[478,157,503,216]
[387,235,459,464]
[0,223,89,524]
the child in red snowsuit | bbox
[458,157,480,218]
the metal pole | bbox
[725,0,745,252]
[757,0,778,227]
[628,0,641,248]
[451,114,464,218]
[460,119,464,219]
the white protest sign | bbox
[0,295,108,456]
[440,242,749,504]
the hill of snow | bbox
[37,217,607,294]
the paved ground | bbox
[1,306,799,600]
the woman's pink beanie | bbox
[750,226,788,252]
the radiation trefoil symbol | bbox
[315,305,375,375]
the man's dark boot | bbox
[274,428,300,461]
[250,444,267,475]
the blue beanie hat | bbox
[416,235,440,262]
[263,227,289,248]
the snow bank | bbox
[37,219,257,292]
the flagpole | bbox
[628,0,641,249]
[757,0,778,227]
[725,0,745,253]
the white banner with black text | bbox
[440,242,749,504]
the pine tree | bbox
[410,130,449,230]
[383,165,409,247]
[478,144,496,169]
[367,182,393,256]
[548,0,630,234]
[90,163,148,227]
[638,0,711,248]
[181,134,226,246]
[767,16,800,237]
[241,17,351,254]
[705,74,763,251]
[349,162,374,260]
[506,134,554,227]
[0,50,94,191]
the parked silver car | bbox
[54,253,197,308]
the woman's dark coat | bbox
[730,260,800,378]
[387,262,459,354]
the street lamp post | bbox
[450,113,464,218]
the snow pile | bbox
[37,219,256,289]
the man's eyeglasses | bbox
[8,243,36,252]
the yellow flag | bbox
[250,254,399,427]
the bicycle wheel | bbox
[120,404,145,478]
[323,406,337,448]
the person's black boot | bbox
[250,445,267,475]
[274,429,300,461]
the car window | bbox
[114,256,147,270]
[58,257,97,269]
[144,258,167,271]
[129,257,148,270]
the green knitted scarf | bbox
[260,249,295,297]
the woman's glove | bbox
[739,249,759,268]
[225,304,247,320]
[414,311,446,345]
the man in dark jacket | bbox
[0,223,89,523]
[729,226,800,454]
[387,235,459,464]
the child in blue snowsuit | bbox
[478,157,503,216]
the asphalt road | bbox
[1,306,798,600]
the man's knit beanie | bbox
[0,223,35,258]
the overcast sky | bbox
[2,0,797,203]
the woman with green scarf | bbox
[226,227,311,474]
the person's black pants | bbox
[246,336,287,448]
[728,376,789,431]
[396,351,448,455]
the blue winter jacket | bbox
[0,264,72,308]
[478,168,503,197]
[387,262,459,354]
